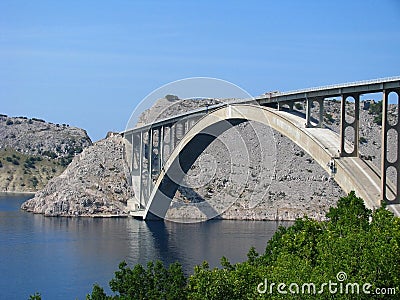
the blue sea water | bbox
[0,194,290,299]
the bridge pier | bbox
[174,123,180,147]
[381,89,400,204]
[159,126,164,172]
[125,131,143,208]
[305,97,324,128]
[340,93,360,157]
[146,129,152,200]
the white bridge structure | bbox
[122,77,400,220]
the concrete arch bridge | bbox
[123,77,400,219]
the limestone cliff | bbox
[21,135,134,216]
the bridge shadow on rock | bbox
[171,186,223,221]
[147,119,246,220]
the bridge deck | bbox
[276,109,394,211]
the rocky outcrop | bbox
[0,114,92,192]
[0,114,92,158]
[21,135,134,216]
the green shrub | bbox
[24,158,35,169]
[30,176,38,188]
[42,150,58,159]
[373,114,382,125]
[295,103,303,110]
[324,112,335,124]
[87,261,187,299]
[32,118,45,123]
[369,100,382,115]
[29,292,41,300]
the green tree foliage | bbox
[86,285,110,300]
[87,261,187,300]
[294,103,303,110]
[369,101,382,115]
[86,192,400,299]
[324,112,335,124]
[29,292,41,300]
[369,101,383,125]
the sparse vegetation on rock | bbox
[0,114,92,192]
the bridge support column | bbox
[175,122,186,145]
[139,131,144,207]
[147,128,153,199]
[381,89,400,204]
[129,133,134,174]
[169,124,174,153]
[185,120,190,134]
[305,97,324,128]
[159,126,164,171]
[306,97,312,127]
[340,93,360,157]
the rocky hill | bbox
[0,114,92,192]
[21,135,134,216]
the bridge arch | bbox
[144,104,384,219]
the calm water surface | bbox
[0,194,291,299]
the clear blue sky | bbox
[1,0,399,141]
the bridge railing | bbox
[275,76,400,97]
